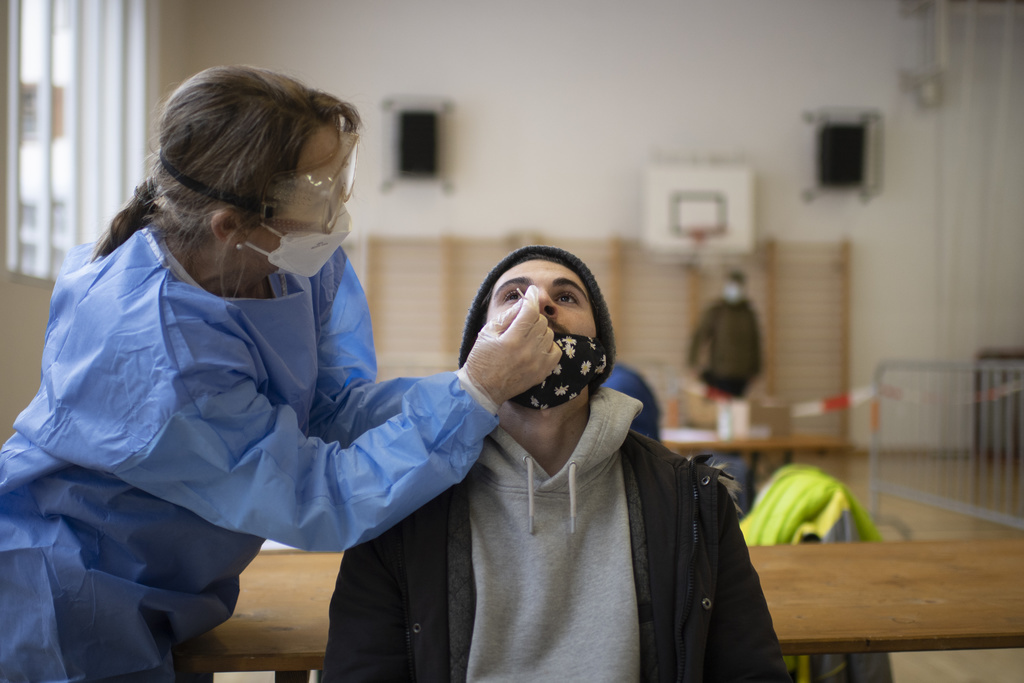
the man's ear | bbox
[209,209,243,246]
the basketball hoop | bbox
[682,223,726,248]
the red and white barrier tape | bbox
[791,387,874,417]
[683,383,875,417]
[877,379,1022,406]
[683,377,1022,418]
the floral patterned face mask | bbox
[510,334,607,410]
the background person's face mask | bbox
[244,208,351,277]
[510,334,607,409]
[723,281,743,303]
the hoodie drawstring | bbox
[523,456,578,534]
[568,460,578,534]
[524,455,535,534]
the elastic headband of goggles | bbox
[159,150,271,218]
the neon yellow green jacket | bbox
[741,464,882,546]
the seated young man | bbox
[322,245,788,682]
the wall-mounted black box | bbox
[817,123,866,187]
[399,111,438,177]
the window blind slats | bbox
[6,0,146,280]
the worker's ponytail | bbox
[93,178,158,259]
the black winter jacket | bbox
[323,432,788,682]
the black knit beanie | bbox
[458,245,616,392]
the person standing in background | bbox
[688,269,761,398]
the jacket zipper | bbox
[393,535,416,682]
[676,470,700,683]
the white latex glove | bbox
[462,285,561,408]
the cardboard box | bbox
[684,391,718,429]
[750,399,791,437]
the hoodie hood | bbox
[470,388,641,533]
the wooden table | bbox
[750,538,1024,654]
[661,428,854,504]
[174,539,1024,679]
[173,551,341,683]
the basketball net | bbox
[682,223,725,263]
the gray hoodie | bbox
[465,388,644,682]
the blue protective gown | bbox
[0,228,498,682]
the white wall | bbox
[3,0,1021,444]
[164,0,1021,443]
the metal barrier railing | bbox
[869,360,1024,530]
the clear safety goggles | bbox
[259,130,359,235]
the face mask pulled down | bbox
[510,333,607,410]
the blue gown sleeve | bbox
[115,369,496,551]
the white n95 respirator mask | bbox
[243,208,352,277]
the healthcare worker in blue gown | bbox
[0,66,560,682]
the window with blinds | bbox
[5,0,147,281]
